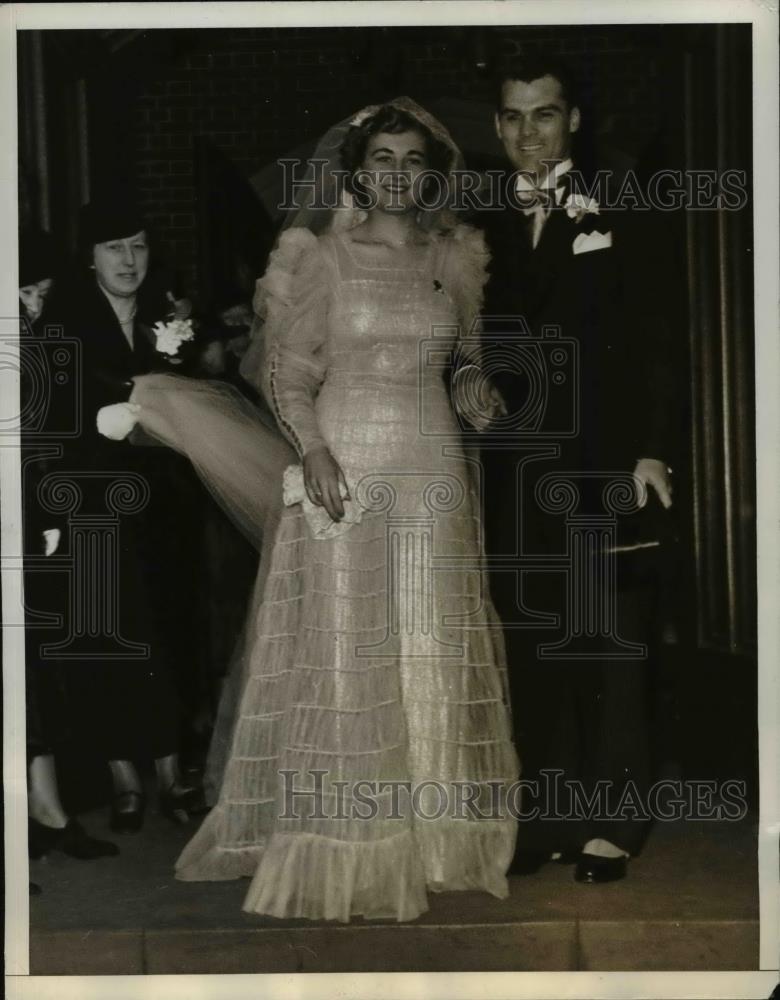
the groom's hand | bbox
[633,457,673,510]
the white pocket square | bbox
[572,230,613,254]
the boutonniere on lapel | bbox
[564,192,613,255]
[151,316,195,365]
[564,192,599,224]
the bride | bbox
[118,97,518,922]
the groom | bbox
[475,57,681,883]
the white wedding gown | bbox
[130,222,519,921]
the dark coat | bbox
[21,275,204,761]
[476,171,682,476]
[51,274,188,468]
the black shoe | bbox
[508,848,553,876]
[29,817,119,860]
[574,853,627,884]
[110,790,146,833]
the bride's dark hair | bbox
[339,104,454,198]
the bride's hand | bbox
[303,445,351,522]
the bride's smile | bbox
[355,129,429,214]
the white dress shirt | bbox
[514,158,574,249]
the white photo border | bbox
[2,2,778,998]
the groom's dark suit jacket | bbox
[475,169,684,552]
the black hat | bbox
[19,228,60,286]
[79,196,146,250]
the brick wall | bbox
[129,25,673,296]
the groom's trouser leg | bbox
[483,455,583,852]
[578,578,654,855]
[501,577,654,856]
[498,571,588,854]
[485,476,654,854]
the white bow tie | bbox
[515,182,565,213]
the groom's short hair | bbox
[496,56,580,111]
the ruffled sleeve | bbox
[439,223,491,353]
[240,228,332,458]
[438,224,498,430]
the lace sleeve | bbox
[441,223,490,363]
[439,225,498,430]
[240,228,332,458]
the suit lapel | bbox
[524,206,575,313]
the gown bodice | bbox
[259,224,488,462]
[323,233,461,390]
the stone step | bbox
[30,917,758,975]
[26,815,759,974]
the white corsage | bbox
[564,192,600,224]
[96,402,141,440]
[282,464,363,539]
[152,317,195,359]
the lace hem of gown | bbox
[176,811,515,922]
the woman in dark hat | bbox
[41,196,205,833]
